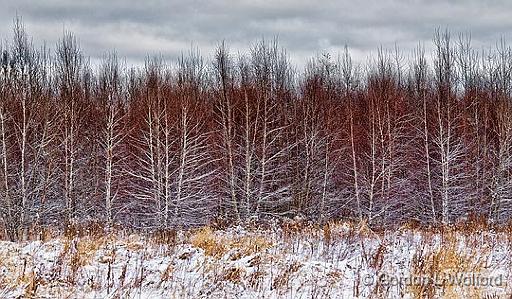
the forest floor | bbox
[0,220,510,298]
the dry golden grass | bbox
[272,261,302,291]
[247,269,265,288]
[323,223,332,246]
[151,229,178,246]
[409,230,490,299]
[190,227,272,258]
[222,267,246,283]
[190,227,228,257]
[62,235,110,273]
[22,270,40,299]
[0,246,18,287]
[160,263,174,283]
[231,234,272,256]
[0,220,509,298]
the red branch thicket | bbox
[0,21,511,240]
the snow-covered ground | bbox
[0,223,510,298]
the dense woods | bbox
[2,20,512,240]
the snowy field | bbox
[0,222,510,298]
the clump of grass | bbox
[223,267,245,283]
[22,269,41,298]
[230,235,272,257]
[0,247,18,288]
[272,261,302,291]
[323,222,332,247]
[409,230,488,299]
[248,270,265,289]
[190,227,228,257]
[160,263,173,283]
[73,236,108,267]
[190,227,272,258]
[151,229,177,246]
[281,217,308,240]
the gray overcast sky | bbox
[1,0,511,69]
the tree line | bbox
[1,19,512,240]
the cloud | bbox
[1,0,511,68]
